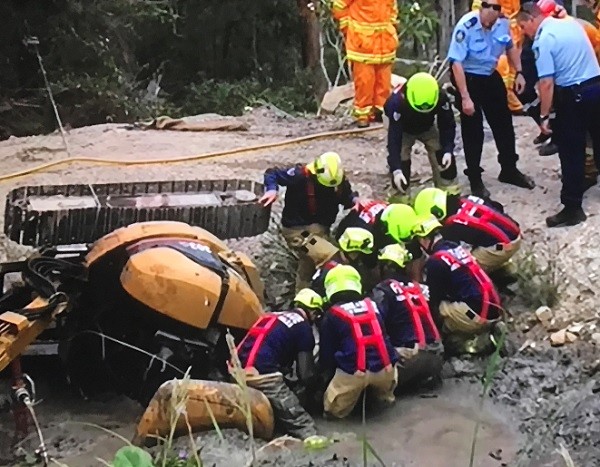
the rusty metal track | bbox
[4,179,271,246]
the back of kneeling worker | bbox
[411,215,504,356]
[234,289,322,439]
[370,244,444,393]
[319,264,398,419]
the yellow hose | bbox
[0,124,383,183]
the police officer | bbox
[259,151,359,291]
[369,244,444,392]
[410,215,504,356]
[448,0,535,198]
[383,72,459,203]
[235,288,321,439]
[318,265,398,418]
[517,3,600,227]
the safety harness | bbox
[358,200,388,225]
[330,298,391,372]
[446,197,520,244]
[386,279,441,346]
[431,248,500,321]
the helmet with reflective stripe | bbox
[324,264,362,301]
[406,72,440,113]
[294,288,324,310]
[414,187,448,220]
[412,214,443,238]
[306,151,344,187]
[338,227,374,255]
[380,203,418,243]
[378,243,413,269]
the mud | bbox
[1,107,600,465]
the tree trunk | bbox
[297,0,328,101]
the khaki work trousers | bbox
[471,235,522,273]
[281,224,338,293]
[324,366,398,419]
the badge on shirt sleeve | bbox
[533,47,539,59]
[287,167,296,176]
[456,30,466,43]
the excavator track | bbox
[4,178,271,247]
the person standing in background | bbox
[332,0,399,127]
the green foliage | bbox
[111,446,154,467]
[398,0,440,57]
[514,246,562,309]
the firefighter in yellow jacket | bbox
[332,0,399,127]
[471,0,524,113]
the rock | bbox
[565,331,578,343]
[567,323,584,335]
[535,306,552,323]
[319,84,354,114]
[592,333,600,345]
[545,318,561,332]
[550,329,567,346]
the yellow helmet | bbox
[380,204,418,243]
[406,72,440,113]
[378,244,413,269]
[412,214,443,238]
[324,264,362,301]
[294,288,324,310]
[413,187,448,219]
[338,227,374,255]
[307,152,344,187]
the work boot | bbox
[538,143,558,156]
[370,108,383,123]
[498,168,535,189]
[469,178,490,199]
[357,120,370,128]
[533,132,551,145]
[545,206,587,228]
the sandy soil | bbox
[0,107,599,466]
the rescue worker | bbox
[413,187,521,283]
[336,226,381,291]
[331,0,399,127]
[448,0,535,198]
[259,151,359,291]
[517,3,600,227]
[383,72,460,204]
[234,288,322,439]
[410,215,504,356]
[369,244,444,393]
[319,264,398,418]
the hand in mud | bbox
[461,96,475,116]
[259,190,277,206]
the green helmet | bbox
[378,244,413,269]
[338,227,374,255]
[411,214,443,238]
[294,288,324,311]
[324,264,362,301]
[414,187,448,219]
[306,151,344,187]
[406,72,440,113]
[380,203,418,243]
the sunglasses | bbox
[481,2,502,11]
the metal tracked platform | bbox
[4,179,271,246]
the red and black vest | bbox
[446,197,520,244]
[330,298,391,372]
[431,248,500,320]
[386,279,441,346]
[357,200,389,225]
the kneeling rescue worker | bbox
[318,265,398,418]
[234,288,323,439]
[259,151,359,292]
[370,244,444,392]
[384,72,459,203]
[411,215,504,356]
[414,187,521,283]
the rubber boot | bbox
[546,206,587,228]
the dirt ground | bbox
[0,107,599,466]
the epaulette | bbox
[465,16,478,29]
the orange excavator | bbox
[0,179,277,442]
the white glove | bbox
[419,284,430,301]
[441,153,452,170]
[393,169,408,192]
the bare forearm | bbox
[507,47,522,73]
[451,62,470,99]
[538,78,554,117]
